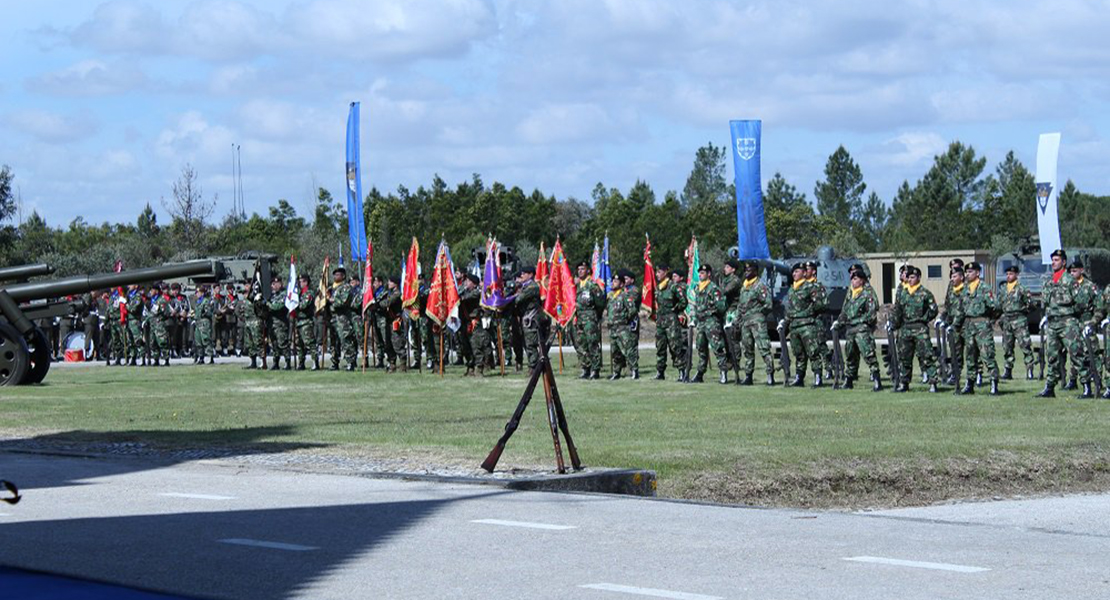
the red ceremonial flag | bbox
[361,238,375,313]
[425,239,461,330]
[114,260,127,324]
[641,233,657,319]
[543,239,577,327]
[536,241,548,302]
[401,236,420,315]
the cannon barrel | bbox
[0,264,55,282]
[753,259,793,276]
[2,261,218,303]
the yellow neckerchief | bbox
[850,286,864,299]
[1006,281,1018,293]
[1076,275,1085,284]
[579,277,592,286]
[792,279,806,290]
[952,283,964,293]
[658,279,669,290]
[807,277,817,283]
[968,279,980,294]
[698,280,711,292]
[610,289,622,299]
[743,277,758,288]
[905,283,921,295]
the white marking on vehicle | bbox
[159,493,236,500]
[579,583,723,599]
[471,519,576,530]
[218,538,318,551]
[844,556,989,573]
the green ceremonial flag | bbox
[685,236,700,327]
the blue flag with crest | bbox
[346,102,368,262]
[729,120,770,260]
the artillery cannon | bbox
[0,260,222,386]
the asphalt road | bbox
[1,451,1107,599]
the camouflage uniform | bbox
[721,272,743,375]
[150,292,172,362]
[458,285,481,370]
[1041,269,1089,387]
[1070,276,1100,385]
[606,287,640,375]
[999,280,1035,374]
[194,293,215,359]
[693,280,729,375]
[942,281,966,382]
[107,291,127,362]
[891,284,940,385]
[514,279,544,369]
[1096,287,1110,386]
[838,284,880,382]
[574,278,607,373]
[241,292,263,360]
[295,287,318,368]
[784,279,827,381]
[654,279,688,373]
[954,280,999,384]
[125,290,145,362]
[332,281,360,370]
[737,277,774,379]
[265,292,291,367]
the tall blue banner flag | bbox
[600,235,612,293]
[729,120,771,260]
[346,102,368,261]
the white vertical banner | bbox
[1034,133,1062,264]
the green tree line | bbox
[2,141,1107,279]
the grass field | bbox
[3,360,1110,509]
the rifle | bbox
[776,319,791,386]
[723,317,741,381]
[935,321,950,382]
[1089,326,1103,397]
[829,322,845,388]
[1038,316,1047,380]
[886,320,901,387]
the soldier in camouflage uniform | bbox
[653,265,688,381]
[891,266,940,393]
[692,264,730,384]
[954,262,999,395]
[736,262,774,386]
[1067,259,1099,392]
[720,259,744,383]
[999,265,1036,380]
[329,267,359,371]
[805,260,833,378]
[193,285,216,364]
[262,277,292,370]
[574,262,606,380]
[150,283,173,366]
[606,270,640,380]
[295,274,320,370]
[1096,285,1110,399]
[783,263,827,387]
[835,268,882,391]
[124,285,144,365]
[509,266,544,370]
[1037,250,1092,398]
[939,260,969,385]
[380,277,408,372]
[106,288,126,365]
[458,274,481,375]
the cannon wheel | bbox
[0,322,30,387]
[22,326,51,384]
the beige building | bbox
[861,250,994,305]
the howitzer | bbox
[0,263,55,283]
[885,321,901,387]
[829,322,845,389]
[0,260,221,386]
[776,319,791,386]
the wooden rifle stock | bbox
[480,357,546,472]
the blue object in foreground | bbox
[0,566,204,600]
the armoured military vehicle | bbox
[729,245,862,326]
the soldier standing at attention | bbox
[692,263,730,384]
[836,267,882,391]
[508,266,544,370]
[653,265,687,382]
[263,276,292,370]
[574,261,606,380]
[1096,284,1110,399]
[328,267,359,372]
[720,259,744,383]
[125,284,143,366]
[457,274,481,375]
[784,263,825,387]
[295,274,320,370]
[736,261,774,386]
[1067,259,1099,392]
[954,262,999,395]
[940,259,966,385]
[379,276,406,372]
[194,285,216,364]
[891,266,941,393]
[805,260,833,379]
[151,282,173,366]
[999,265,1036,380]
[606,270,640,380]
[106,288,126,365]
[1037,250,1091,398]
[243,283,265,370]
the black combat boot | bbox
[608,371,622,381]
[843,378,854,390]
[872,377,883,392]
[269,360,280,371]
[893,381,908,393]
[580,368,590,379]
[975,372,983,386]
[1101,386,1110,399]
[297,358,306,371]
[312,358,320,371]
[1002,367,1013,380]
[126,356,136,366]
[197,356,205,365]
[1035,383,1056,398]
[990,378,1000,396]
[245,356,256,369]
[1026,366,1035,380]
[690,371,705,383]
[115,357,123,366]
[1078,383,1094,399]
[1063,378,1078,391]
[812,373,823,388]
[928,383,939,393]
[952,379,964,395]
[589,369,600,380]
[630,369,639,380]
[654,369,666,381]
[718,371,728,384]
[790,374,804,387]
[740,374,753,386]
[345,363,356,372]
[766,372,775,386]
[960,379,975,395]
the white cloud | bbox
[879,132,949,168]
[25,59,151,96]
[3,109,100,143]
[516,103,626,145]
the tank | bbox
[729,245,864,326]
[0,260,220,386]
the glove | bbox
[1039,316,1048,330]
[1084,325,1094,337]
[777,319,785,329]
[831,320,840,330]
[1101,318,1109,329]
[253,293,263,302]
[934,318,944,328]
[945,325,954,335]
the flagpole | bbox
[497,323,506,376]
[362,319,368,373]
[557,327,564,374]
[439,329,445,378]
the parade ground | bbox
[3,357,1110,509]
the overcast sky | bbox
[3,0,1108,227]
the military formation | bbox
[49,248,1110,399]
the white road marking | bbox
[159,493,236,500]
[219,538,318,551]
[844,556,989,573]
[471,519,576,530]
[579,583,723,600]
